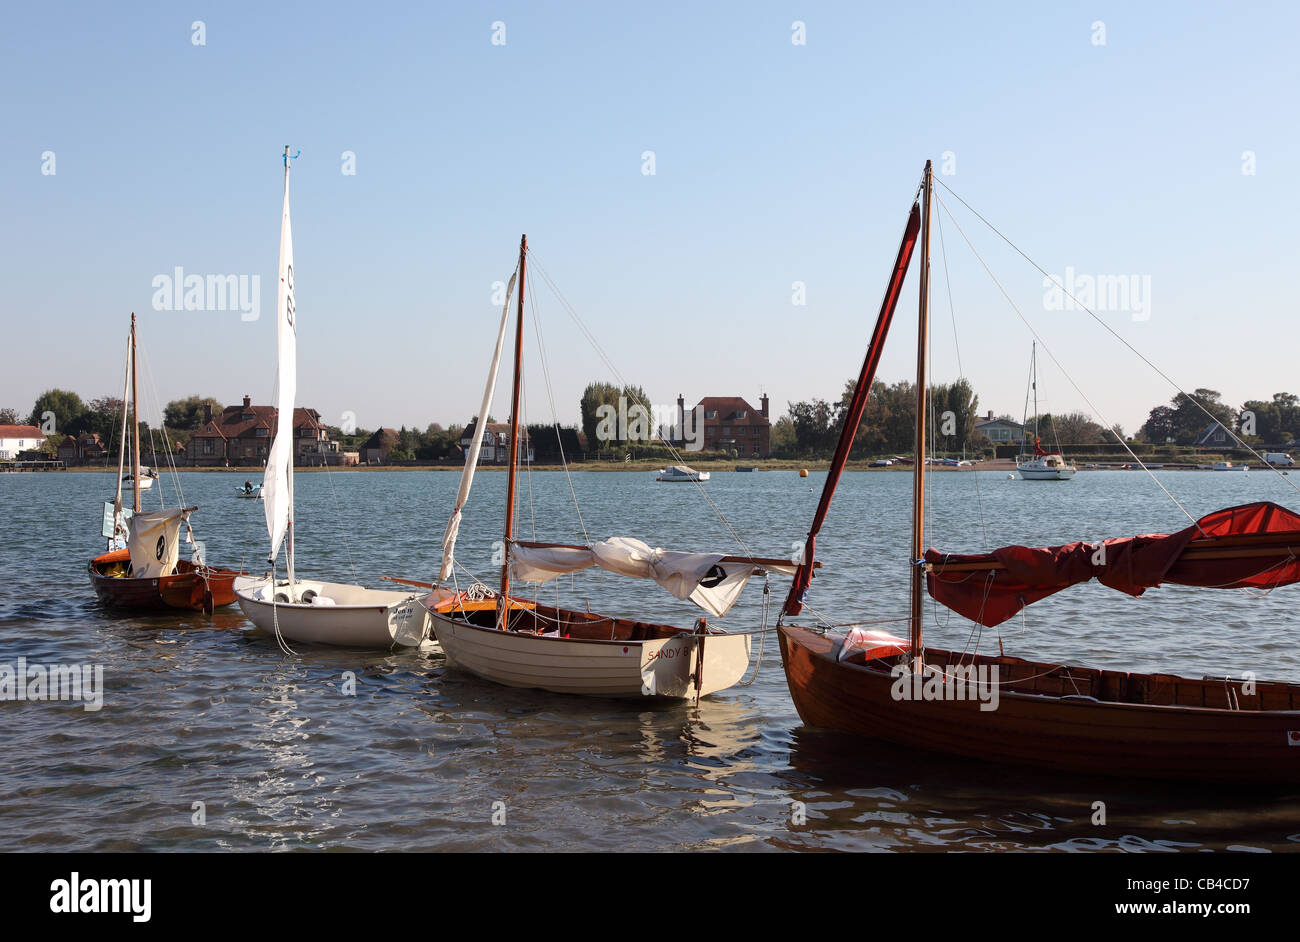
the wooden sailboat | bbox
[1016,342,1076,480]
[88,313,244,612]
[424,235,790,700]
[778,161,1300,785]
[233,148,437,649]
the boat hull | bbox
[234,575,439,648]
[778,626,1300,785]
[88,549,244,612]
[429,601,751,700]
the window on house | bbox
[705,410,718,420]
[722,427,731,435]
[203,440,213,455]
[256,428,268,437]
[736,410,746,419]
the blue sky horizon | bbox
[2,2,1296,439]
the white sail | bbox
[263,155,297,584]
[127,508,191,578]
[510,537,789,617]
[436,271,516,585]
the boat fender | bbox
[301,589,318,603]
[274,592,290,603]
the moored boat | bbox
[777,161,1300,785]
[424,235,785,700]
[88,314,244,613]
[657,464,709,482]
[233,148,433,649]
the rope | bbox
[934,190,1202,530]
[935,177,1300,498]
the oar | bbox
[382,576,435,589]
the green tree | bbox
[0,407,18,424]
[164,395,224,430]
[580,381,621,452]
[27,389,85,436]
[770,415,796,455]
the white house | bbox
[459,421,534,464]
[0,425,47,460]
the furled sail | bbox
[511,537,795,617]
[263,154,297,577]
[127,508,192,578]
[926,501,1300,627]
[784,202,921,616]
[437,271,516,586]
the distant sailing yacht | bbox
[1016,343,1076,480]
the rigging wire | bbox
[935,177,1300,498]
[933,190,1203,529]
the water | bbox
[2,467,1299,851]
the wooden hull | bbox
[234,575,439,648]
[428,597,751,700]
[88,549,244,612]
[778,626,1300,785]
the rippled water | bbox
[3,467,1299,851]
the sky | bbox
[1,1,1296,437]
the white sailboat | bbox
[423,235,792,700]
[1016,342,1077,480]
[233,147,439,649]
[656,464,710,482]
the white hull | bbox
[1213,463,1248,471]
[657,471,710,482]
[427,607,751,699]
[124,476,155,490]
[235,575,442,648]
[1017,466,1077,480]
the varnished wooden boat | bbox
[88,314,245,614]
[779,627,1300,785]
[776,161,1300,785]
[89,548,243,612]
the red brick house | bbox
[678,393,771,457]
[190,395,338,466]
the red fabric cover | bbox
[784,202,921,616]
[925,501,1300,627]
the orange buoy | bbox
[799,469,809,477]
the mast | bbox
[499,234,527,607]
[282,145,296,598]
[130,312,141,514]
[908,161,933,666]
[1032,342,1039,448]
[111,326,131,548]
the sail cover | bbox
[263,157,296,567]
[127,508,191,578]
[926,501,1300,628]
[511,537,786,617]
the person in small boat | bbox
[243,480,253,494]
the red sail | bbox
[925,501,1300,627]
[783,202,921,616]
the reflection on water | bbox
[1,469,1298,851]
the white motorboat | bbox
[122,466,159,490]
[1213,461,1248,471]
[656,464,710,482]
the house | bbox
[1194,420,1235,448]
[189,395,340,466]
[974,412,1025,444]
[76,432,107,463]
[0,425,46,460]
[56,435,80,463]
[460,421,533,464]
[678,393,771,457]
[361,428,400,464]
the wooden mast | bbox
[908,162,933,666]
[499,234,528,608]
[130,312,141,514]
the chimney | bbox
[677,394,685,445]
[987,410,993,421]
[760,393,769,418]
[243,394,252,409]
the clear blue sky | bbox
[2,1,1296,437]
